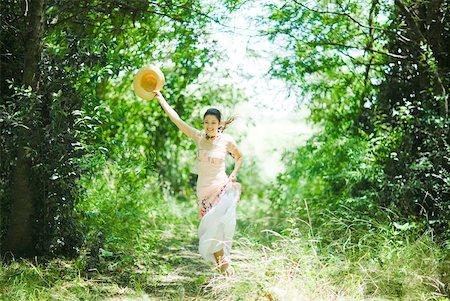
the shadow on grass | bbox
[143,235,215,299]
[102,231,221,301]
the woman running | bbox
[154,91,243,273]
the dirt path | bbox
[103,227,251,301]
[144,239,215,300]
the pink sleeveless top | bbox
[191,130,238,200]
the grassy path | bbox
[128,234,216,300]
[1,196,448,301]
[103,223,256,301]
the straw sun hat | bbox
[133,65,165,100]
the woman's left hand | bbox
[229,171,238,182]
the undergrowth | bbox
[0,164,448,301]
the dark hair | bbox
[204,108,221,122]
[203,108,235,132]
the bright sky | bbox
[208,1,316,180]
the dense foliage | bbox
[1,0,449,300]
[0,0,239,257]
[265,0,449,239]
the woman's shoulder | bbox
[195,129,204,136]
[193,129,205,143]
[220,132,235,141]
[220,133,238,147]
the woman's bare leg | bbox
[214,249,229,272]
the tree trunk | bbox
[395,0,448,116]
[3,0,45,257]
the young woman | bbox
[153,91,243,272]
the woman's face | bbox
[203,114,220,136]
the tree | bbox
[263,0,449,237]
[1,0,47,257]
[373,0,449,236]
[0,0,234,258]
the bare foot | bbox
[214,249,228,272]
[218,259,229,272]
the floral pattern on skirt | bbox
[197,181,241,263]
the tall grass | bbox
[0,257,139,300]
[0,157,203,301]
[202,199,450,301]
[1,160,448,300]
[206,225,448,300]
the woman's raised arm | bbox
[153,90,198,141]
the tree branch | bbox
[394,0,426,43]
[292,0,386,33]
[395,0,447,115]
[316,41,408,59]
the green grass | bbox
[205,198,450,301]
[1,166,448,300]
[0,223,448,300]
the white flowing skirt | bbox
[198,182,241,262]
